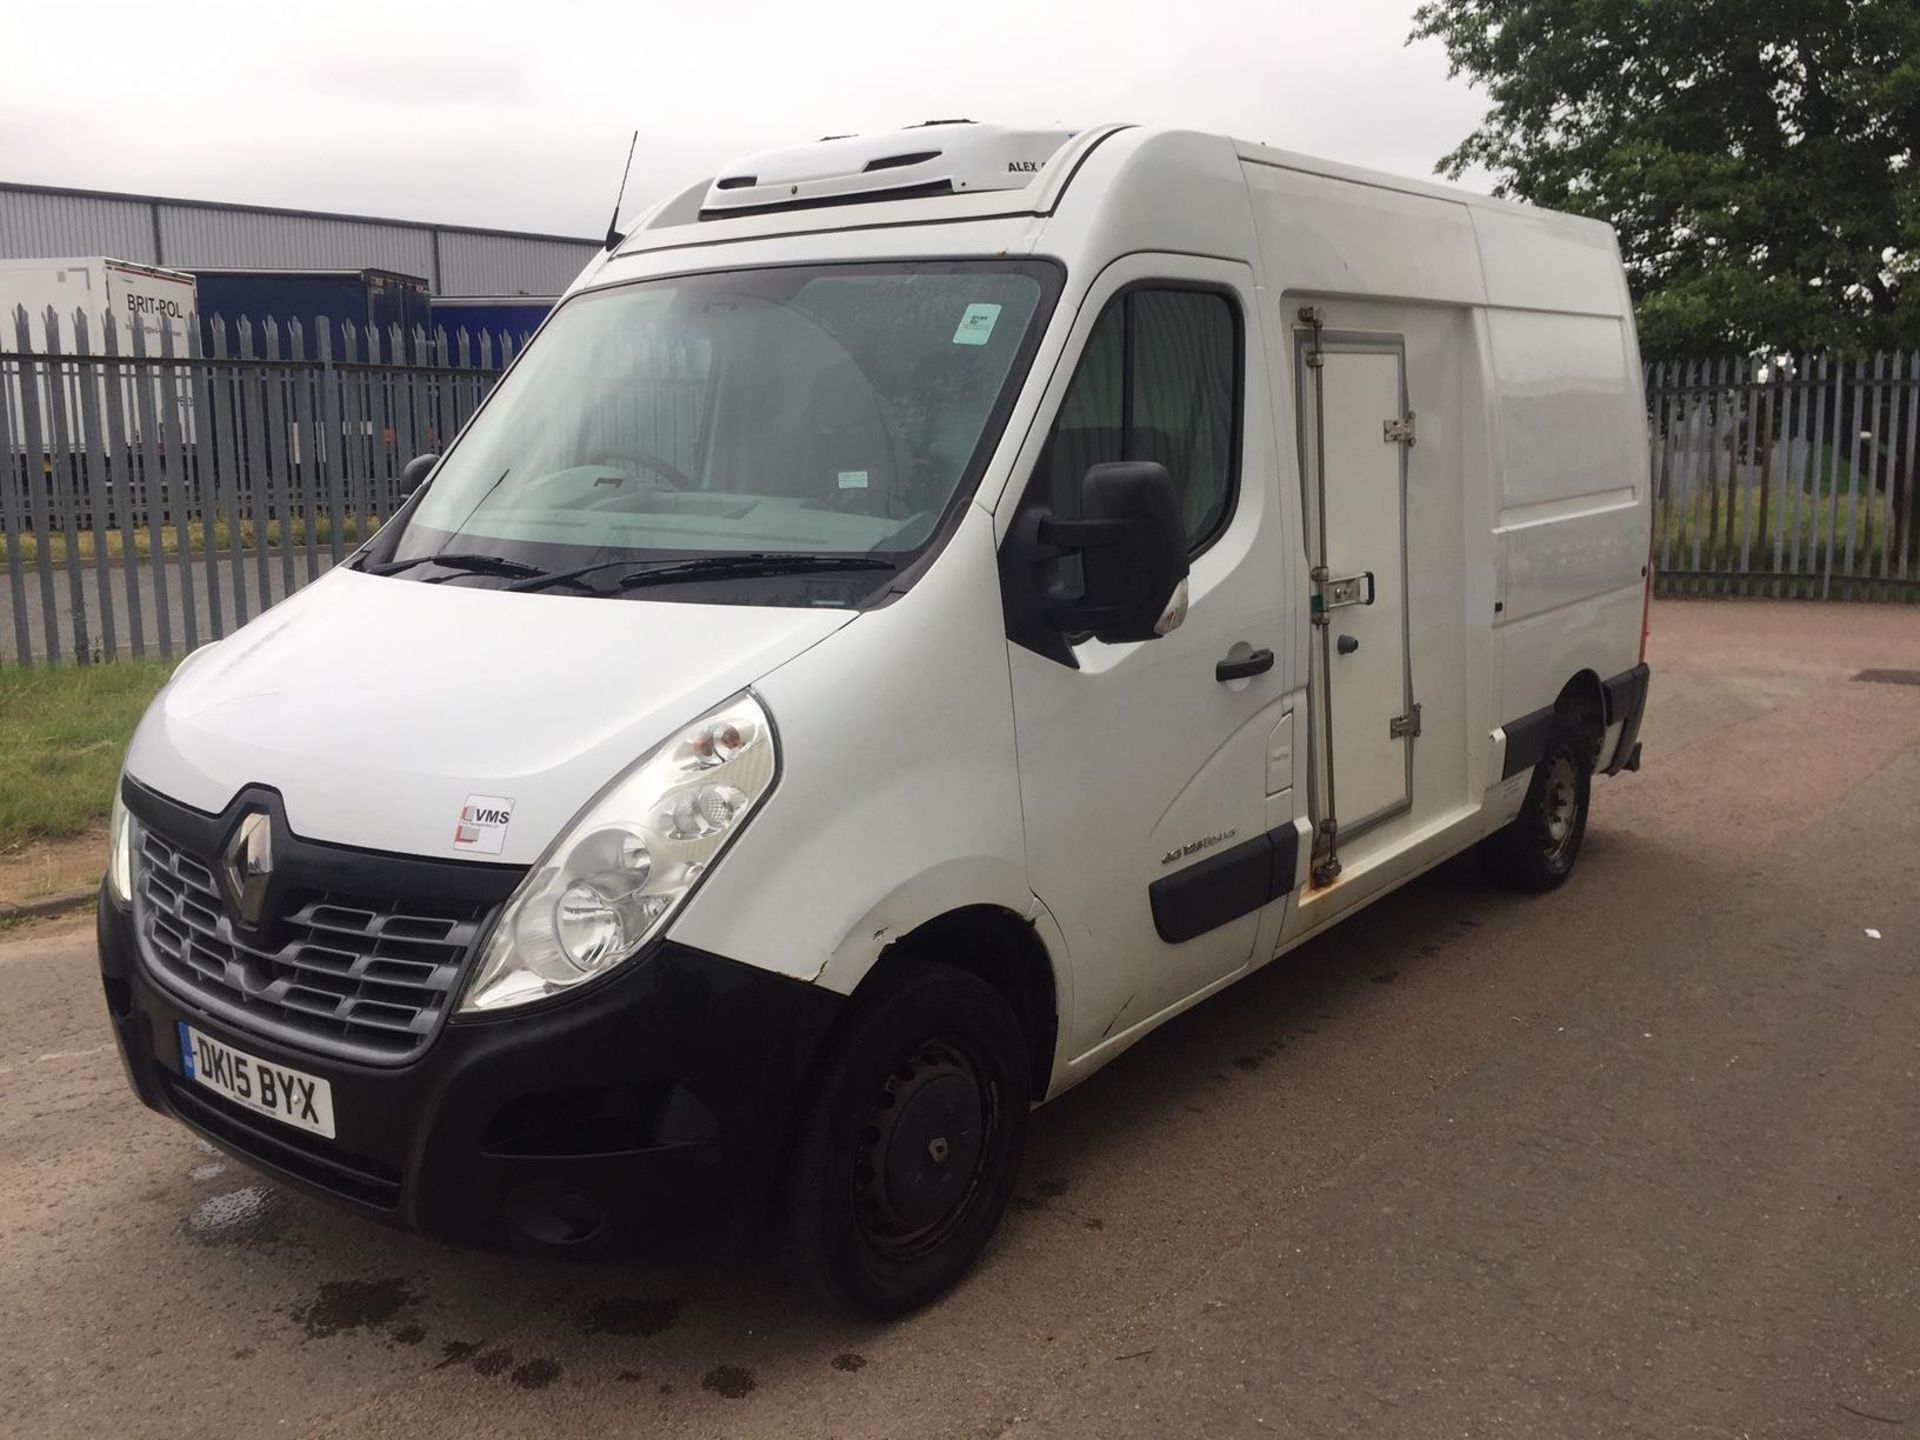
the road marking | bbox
[35,1043,112,1063]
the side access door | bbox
[1001,255,1295,1065]
[1294,317,1420,881]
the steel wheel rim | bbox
[1541,752,1579,861]
[853,1038,997,1261]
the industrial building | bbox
[0,180,597,298]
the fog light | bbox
[504,1180,608,1247]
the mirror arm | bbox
[1037,515,1132,550]
[1044,599,1138,633]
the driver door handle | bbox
[1216,647,1275,683]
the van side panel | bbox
[1469,204,1625,317]
[1485,304,1649,727]
[1238,162,1488,308]
[1233,150,1646,922]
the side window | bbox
[1039,286,1240,552]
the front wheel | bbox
[1480,732,1592,891]
[776,962,1031,1316]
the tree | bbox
[1410,0,1920,361]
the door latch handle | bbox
[1216,647,1275,683]
[1313,572,1374,622]
[1337,634,1359,656]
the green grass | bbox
[0,659,177,848]
[1653,443,1918,595]
[1657,482,1893,563]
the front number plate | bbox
[177,1022,336,1138]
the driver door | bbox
[1002,255,1292,1064]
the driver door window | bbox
[1037,286,1240,553]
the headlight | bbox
[459,693,777,1012]
[107,788,135,906]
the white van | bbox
[98,123,1651,1314]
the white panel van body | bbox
[99,123,1651,1313]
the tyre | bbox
[1480,729,1592,891]
[776,961,1031,1316]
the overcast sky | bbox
[0,0,1492,237]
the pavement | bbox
[3,597,1919,1439]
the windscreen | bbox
[389,261,1054,600]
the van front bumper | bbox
[98,892,843,1247]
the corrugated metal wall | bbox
[155,204,437,277]
[0,188,154,261]
[0,184,597,296]
[438,229,597,295]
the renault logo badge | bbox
[221,811,273,927]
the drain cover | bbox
[1853,669,1920,687]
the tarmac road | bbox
[3,597,1919,1439]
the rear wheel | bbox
[1481,731,1592,891]
[776,961,1030,1316]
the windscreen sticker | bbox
[454,794,515,855]
[952,302,1002,346]
[837,469,870,490]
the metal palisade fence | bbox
[1648,352,1920,600]
[7,329,1920,667]
[1,304,514,665]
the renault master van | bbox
[98,122,1651,1314]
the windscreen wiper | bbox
[366,551,547,580]
[503,552,896,595]
[611,553,898,590]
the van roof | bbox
[1229,138,1575,223]
[607,122,1600,262]
[695,121,1078,221]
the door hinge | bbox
[1389,704,1422,739]
[1383,412,1417,446]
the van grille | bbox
[135,826,490,1064]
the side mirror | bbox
[397,453,437,496]
[1040,461,1190,643]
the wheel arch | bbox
[858,904,1063,1099]
[807,856,1070,1095]
[1554,669,1607,764]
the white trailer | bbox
[0,257,196,456]
[0,256,196,356]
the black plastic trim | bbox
[1500,705,1556,781]
[1149,821,1302,944]
[120,777,524,1066]
[100,893,848,1245]
[1216,648,1275,683]
[863,150,941,172]
[161,1073,403,1208]
[1602,662,1652,776]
